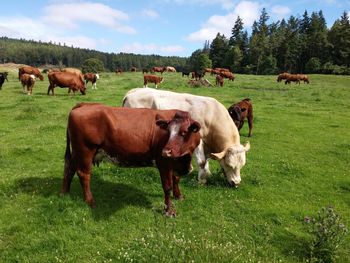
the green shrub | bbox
[304,206,348,263]
[306,57,321,73]
[81,58,105,73]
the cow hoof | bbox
[164,209,176,218]
[198,178,207,185]
[174,195,184,201]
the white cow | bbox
[122,88,250,187]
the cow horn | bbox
[210,150,226,160]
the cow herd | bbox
[0,65,312,215]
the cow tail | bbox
[64,128,71,162]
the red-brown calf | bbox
[20,73,36,95]
[227,98,253,137]
[144,74,163,88]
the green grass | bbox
[0,71,349,262]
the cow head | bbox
[156,111,201,161]
[211,142,250,187]
[228,106,246,128]
[38,73,44,81]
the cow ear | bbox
[210,150,226,160]
[188,121,201,133]
[241,108,247,112]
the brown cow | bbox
[228,98,253,137]
[47,71,86,95]
[84,73,99,89]
[277,72,290,82]
[151,67,165,74]
[220,71,235,81]
[285,74,300,84]
[215,74,224,87]
[61,103,201,216]
[131,67,137,72]
[18,66,44,81]
[142,68,149,74]
[115,68,123,74]
[144,74,163,88]
[20,73,36,95]
[298,74,310,84]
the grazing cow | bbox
[0,72,8,90]
[47,71,86,95]
[298,74,310,84]
[18,66,44,81]
[220,71,235,81]
[151,67,166,74]
[144,74,163,88]
[191,71,205,80]
[131,67,137,72]
[211,69,221,76]
[228,98,253,137]
[181,70,191,77]
[285,74,301,84]
[123,88,250,187]
[204,68,212,74]
[277,72,290,82]
[20,73,36,95]
[84,73,99,89]
[166,66,176,72]
[215,74,224,87]
[214,67,230,73]
[142,68,149,74]
[62,103,201,216]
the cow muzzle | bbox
[228,180,239,189]
[162,149,173,158]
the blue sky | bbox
[0,0,349,57]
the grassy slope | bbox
[0,71,349,262]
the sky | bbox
[0,0,349,57]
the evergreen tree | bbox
[328,11,350,67]
[209,33,229,68]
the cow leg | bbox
[238,121,244,131]
[247,116,253,137]
[195,140,211,184]
[76,150,96,207]
[157,162,176,216]
[172,174,183,200]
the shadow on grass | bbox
[272,229,309,261]
[7,176,152,220]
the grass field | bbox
[0,70,349,262]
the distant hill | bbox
[0,37,188,72]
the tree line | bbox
[0,37,187,72]
[190,9,350,75]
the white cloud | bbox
[165,0,234,10]
[141,9,160,19]
[0,17,48,39]
[42,2,136,34]
[271,5,291,20]
[119,42,185,55]
[186,1,260,42]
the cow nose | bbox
[162,149,172,158]
[228,181,239,189]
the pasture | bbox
[0,69,349,262]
